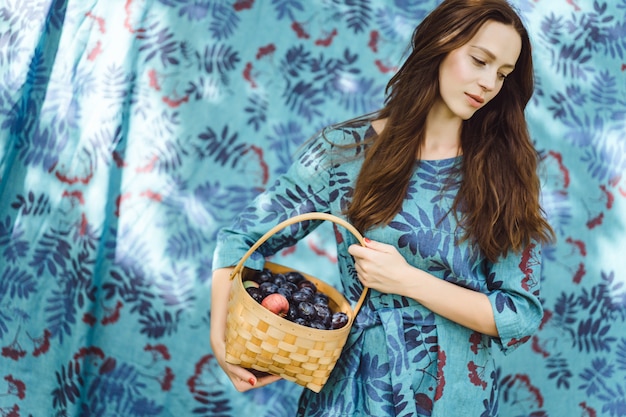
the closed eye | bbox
[472,56,486,66]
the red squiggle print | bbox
[162,94,189,108]
[374,59,397,74]
[307,240,337,263]
[434,349,446,400]
[30,329,51,357]
[79,213,88,236]
[83,313,97,326]
[124,0,147,34]
[467,361,487,389]
[157,367,175,391]
[62,190,85,205]
[333,224,345,245]
[280,246,296,256]
[507,374,544,407]
[247,145,269,185]
[140,190,163,202]
[572,262,586,284]
[519,242,537,275]
[4,375,25,400]
[112,151,127,168]
[586,212,603,229]
[531,336,550,358]
[566,0,581,11]
[315,29,338,47]
[55,169,94,185]
[599,184,614,209]
[145,344,171,361]
[148,69,161,91]
[101,301,123,325]
[243,62,257,88]
[507,335,531,347]
[547,150,570,188]
[86,12,106,33]
[136,156,158,173]
[187,354,223,394]
[256,44,276,60]
[291,21,310,39]
[368,30,379,52]
[469,332,482,354]
[579,402,597,417]
[233,0,254,11]
[114,192,132,217]
[74,346,105,366]
[565,237,587,256]
[539,309,553,330]
[87,40,103,61]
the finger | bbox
[348,243,368,257]
[232,371,281,392]
[353,262,369,284]
[226,364,259,388]
[361,238,389,252]
[255,374,282,388]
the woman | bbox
[210,0,555,415]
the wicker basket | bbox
[224,212,369,392]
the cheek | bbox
[441,55,470,86]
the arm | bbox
[397,265,497,336]
[348,238,544,347]
[348,239,498,336]
[210,128,343,390]
[210,267,281,391]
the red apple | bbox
[261,293,289,317]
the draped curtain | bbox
[0,0,625,416]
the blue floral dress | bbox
[212,122,544,417]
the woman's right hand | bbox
[210,267,282,391]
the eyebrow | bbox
[470,45,516,70]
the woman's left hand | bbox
[348,238,414,296]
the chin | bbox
[462,105,483,120]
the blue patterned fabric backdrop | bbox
[0,0,624,416]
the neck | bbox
[421,103,462,160]
[370,113,462,161]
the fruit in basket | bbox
[261,293,289,317]
[331,312,349,329]
[297,301,316,320]
[245,287,264,303]
[249,268,349,330]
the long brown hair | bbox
[345,0,554,262]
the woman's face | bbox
[435,20,522,121]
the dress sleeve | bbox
[211,127,338,271]
[486,240,544,355]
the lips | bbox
[466,93,484,108]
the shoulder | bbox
[296,120,372,165]
[319,119,374,147]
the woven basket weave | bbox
[225,212,368,392]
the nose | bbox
[478,72,498,92]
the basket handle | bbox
[229,212,370,317]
